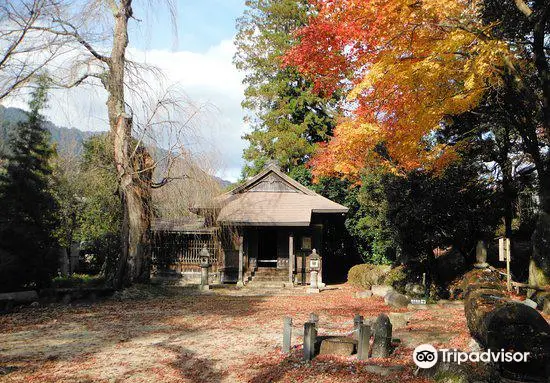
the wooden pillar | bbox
[237,235,244,287]
[288,234,294,285]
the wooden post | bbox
[357,324,371,361]
[288,234,294,285]
[506,238,511,292]
[303,322,317,361]
[237,235,244,287]
[283,317,292,353]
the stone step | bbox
[253,268,287,276]
[252,276,287,281]
[246,283,286,289]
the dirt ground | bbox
[0,284,474,383]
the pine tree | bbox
[0,79,60,291]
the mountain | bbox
[0,105,98,157]
[0,105,232,187]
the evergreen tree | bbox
[0,79,60,291]
[234,0,339,178]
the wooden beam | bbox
[237,235,244,287]
[289,234,294,284]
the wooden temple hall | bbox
[151,163,349,286]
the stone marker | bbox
[355,290,373,299]
[384,290,411,308]
[372,313,392,358]
[372,285,394,297]
[474,240,489,269]
[309,313,319,328]
[303,321,317,361]
[357,323,371,360]
[319,336,356,356]
[353,314,364,340]
[283,317,292,353]
[405,283,425,297]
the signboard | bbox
[302,236,312,250]
[499,237,511,262]
[411,299,427,305]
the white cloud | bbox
[2,38,248,182]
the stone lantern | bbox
[199,245,211,291]
[307,249,321,294]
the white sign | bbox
[499,238,511,262]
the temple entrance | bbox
[258,228,278,267]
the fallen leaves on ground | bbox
[1,284,470,382]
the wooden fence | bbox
[152,232,223,273]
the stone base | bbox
[198,285,210,291]
[319,336,356,356]
[236,281,245,287]
[307,288,320,294]
[473,262,489,269]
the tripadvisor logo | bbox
[413,344,530,368]
[413,344,438,368]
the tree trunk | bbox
[112,116,153,288]
[105,0,155,288]
[530,171,550,289]
[463,269,550,382]
[529,3,550,291]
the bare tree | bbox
[0,0,66,100]
[21,0,186,287]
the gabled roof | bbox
[216,163,348,226]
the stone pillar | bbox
[200,265,209,290]
[307,249,321,293]
[237,235,244,287]
[309,270,319,292]
[357,323,371,360]
[371,314,392,358]
[474,240,489,268]
[318,256,325,289]
[199,245,211,291]
[288,234,294,285]
[283,317,292,353]
[303,321,317,361]
[353,314,364,341]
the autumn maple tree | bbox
[285,0,512,179]
[286,0,550,288]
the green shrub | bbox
[384,265,408,290]
[347,264,391,289]
[52,274,105,288]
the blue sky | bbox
[4,0,249,182]
[131,0,246,53]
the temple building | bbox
[151,162,349,286]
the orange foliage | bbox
[284,0,513,180]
